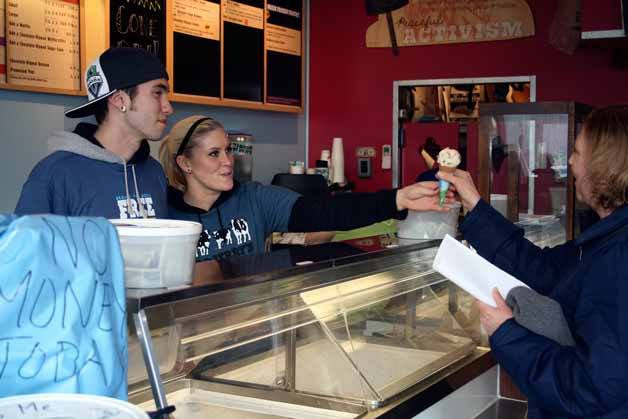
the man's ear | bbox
[109,91,128,111]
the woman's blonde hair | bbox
[159,115,225,191]
[586,106,628,211]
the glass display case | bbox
[478,102,594,240]
[125,241,484,418]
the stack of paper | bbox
[432,235,528,307]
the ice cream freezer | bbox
[124,239,491,418]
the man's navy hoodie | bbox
[15,123,168,219]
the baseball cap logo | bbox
[86,65,104,98]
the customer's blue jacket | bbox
[461,200,628,419]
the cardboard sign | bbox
[366,0,534,48]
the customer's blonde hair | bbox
[586,106,628,211]
[159,116,225,191]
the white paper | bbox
[432,235,528,307]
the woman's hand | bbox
[437,169,481,212]
[477,288,514,336]
[396,181,455,212]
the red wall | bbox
[309,0,628,192]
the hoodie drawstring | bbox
[122,159,148,219]
[131,165,148,218]
[123,161,133,218]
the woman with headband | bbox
[160,116,452,261]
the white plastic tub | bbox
[0,393,149,418]
[111,219,202,288]
[397,203,461,240]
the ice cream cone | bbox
[437,148,461,207]
[438,165,457,206]
[439,165,456,175]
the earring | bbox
[120,105,127,112]
[186,168,192,173]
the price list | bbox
[6,0,80,90]
[173,0,220,40]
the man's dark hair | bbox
[94,86,139,124]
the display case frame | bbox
[125,239,489,418]
[478,102,594,240]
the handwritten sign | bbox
[0,214,127,399]
[5,0,80,89]
[366,0,535,48]
[109,0,166,64]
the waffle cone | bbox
[439,165,457,173]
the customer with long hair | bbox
[439,106,628,418]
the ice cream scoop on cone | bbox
[437,148,461,207]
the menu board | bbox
[223,0,264,102]
[0,1,5,84]
[172,0,220,97]
[5,0,80,90]
[173,0,219,40]
[266,0,302,106]
[109,0,166,64]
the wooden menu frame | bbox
[0,0,88,96]
[165,0,304,113]
[1,0,304,114]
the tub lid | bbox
[110,218,202,237]
[0,393,149,418]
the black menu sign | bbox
[109,0,166,64]
[223,0,264,102]
[266,0,302,106]
[172,0,220,98]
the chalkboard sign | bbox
[223,0,264,102]
[108,0,166,65]
[266,0,302,106]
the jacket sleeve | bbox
[14,177,56,215]
[490,247,628,416]
[460,199,575,294]
[288,189,407,232]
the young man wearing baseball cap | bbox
[15,47,173,219]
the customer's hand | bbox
[437,169,481,212]
[396,181,455,212]
[476,288,513,336]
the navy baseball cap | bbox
[65,47,169,118]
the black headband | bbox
[175,117,213,157]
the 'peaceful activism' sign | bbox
[366,0,534,48]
